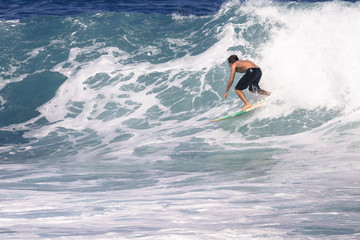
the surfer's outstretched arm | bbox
[223,79,233,98]
[223,63,236,98]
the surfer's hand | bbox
[223,92,228,99]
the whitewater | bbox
[0,0,360,239]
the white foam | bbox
[255,1,360,114]
[171,13,197,21]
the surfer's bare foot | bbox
[241,104,251,111]
[257,90,271,96]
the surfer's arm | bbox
[223,66,236,98]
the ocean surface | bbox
[1,0,360,239]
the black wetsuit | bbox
[235,68,262,92]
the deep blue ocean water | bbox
[1,0,225,19]
[1,0,360,239]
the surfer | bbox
[223,55,270,111]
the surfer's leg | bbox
[235,69,255,110]
[235,89,251,111]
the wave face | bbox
[1,1,360,239]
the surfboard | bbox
[210,101,266,122]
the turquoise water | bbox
[1,0,360,239]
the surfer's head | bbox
[227,55,239,66]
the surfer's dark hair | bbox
[227,55,239,64]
